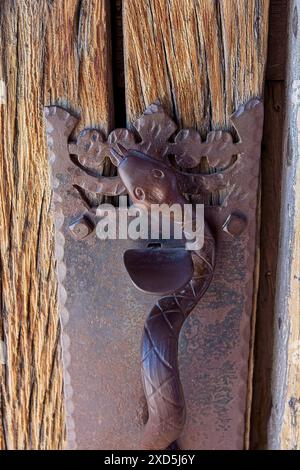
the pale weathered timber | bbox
[124,0,269,132]
[268,0,300,450]
[0,0,113,450]
[124,0,270,449]
[250,81,285,449]
[250,0,288,450]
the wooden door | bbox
[0,0,298,450]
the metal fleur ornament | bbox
[45,99,264,450]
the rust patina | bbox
[45,99,264,450]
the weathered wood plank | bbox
[250,80,285,449]
[124,0,269,449]
[124,0,269,131]
[268,0,300,450]
[0,0,113,450]
[265,0,288,80]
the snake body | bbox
[116,149,216,449]
[140,223,215,449]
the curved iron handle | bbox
[116,149,216,449]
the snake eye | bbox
[152,169,165,179]
[134,187,145,201]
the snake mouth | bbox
[123,247,193,295]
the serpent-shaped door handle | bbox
[115,148,216,449]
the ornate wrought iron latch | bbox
[45,99,263,450]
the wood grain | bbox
[124,0,269,132]
[265,0,288,80]
[0,0,112,449]
[268,0,300,450]
[124,0,269,449]
[250,80,285,449]
[0,0,284,450]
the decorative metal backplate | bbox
[45,99,264,450]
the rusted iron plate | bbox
[45,99,263,450]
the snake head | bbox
[110,147,194,295]
[113,148,187,209]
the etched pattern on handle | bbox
[141,227,215,450]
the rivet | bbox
[222,213,247,238]
[69,217,94,240]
